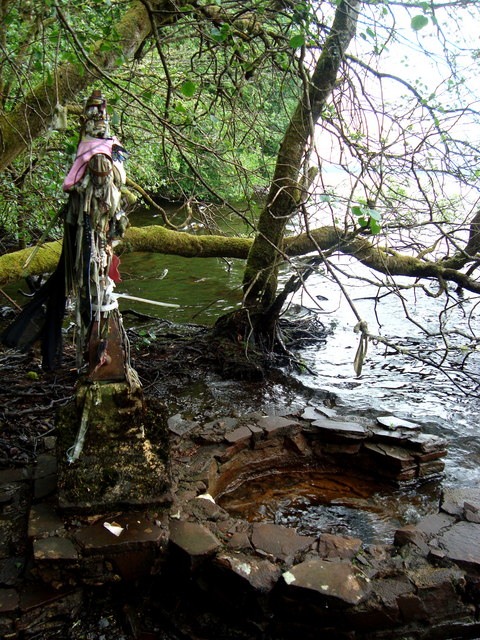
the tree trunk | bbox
[217,0,361,347]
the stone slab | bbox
[251,523,314,562]
[312,417,368,438]
[0,588,19,613]
[256,416,300,438]
[363,443,417,470]
[74,514,165,554]
[318,533,362,559]
[34,453,57,479]
[224,426,252,444]
[34,474,57,500]
[33,536,78,561]
[283,559,369,605]
[301,406,337,422]
[441,488,480,517]
[215,553,282,593]
[435,521,480,570]
[167,413,199,436]
[28,503,65,539]
[169,520,221,557]
[415,513,455,539]
[376,416,420,431]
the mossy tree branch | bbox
[1,224,479,297]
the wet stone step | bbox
[28,503,65,539]
[33,536,78,561]
[376,416,420,431]
[74,514,166,554]
[301,406,338,421]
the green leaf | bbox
[180,80,196,97]
[411,15,429,31]
[358,217,368,227]
[368,208,381,221]
[289,34,305,49]
[352,205,364,217]
[369,219,381,234]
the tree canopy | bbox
[0,0,479,388]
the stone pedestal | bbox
[56,382,171,512]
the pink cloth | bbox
[63,137,121,191]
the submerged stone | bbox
[33,537,78,561]
[28,503,65,539]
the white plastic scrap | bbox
[103,522,124,537]
[196,493,215,503]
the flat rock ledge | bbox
[2,406,480,639]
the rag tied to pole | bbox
[2,90,138,387]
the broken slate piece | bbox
[169,520,221,557]
[377,416,420,431]
[224,426,252,444]
[283,559,369,605]
[434,521,480,570]
[312,417,367,438]
[167,413,198,436]
[215,553,281,593]
[441,488,480,517]
[251,523,314,562]
[257,416,300,438]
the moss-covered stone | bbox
[56,383,171,512]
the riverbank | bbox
[1,319,480,639]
